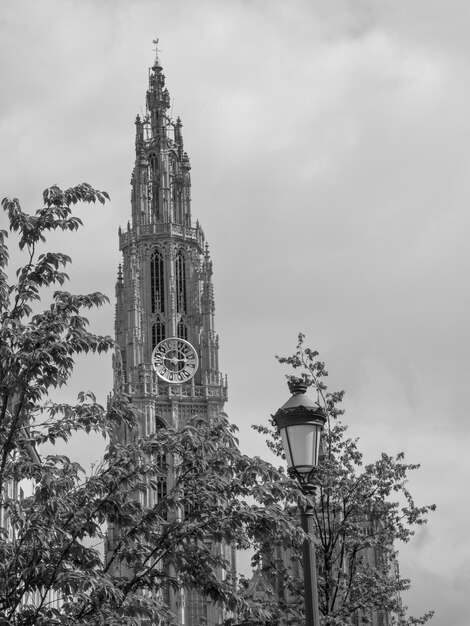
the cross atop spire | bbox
[152,37,162,71]
[152,37,159,55]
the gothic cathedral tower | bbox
[111,48,230,625]
[114,47,227,429]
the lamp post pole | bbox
[301,498,321,626]
[273,380,326,626]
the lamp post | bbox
[273,380,326,626]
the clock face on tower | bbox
[151,338,199,384]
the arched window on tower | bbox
[152,319,166,349]
[175,251,187,315]
[155,417,168,521]
[149,153,158,174]
[150,250,165,314]
[177,321,187,341]
[148,153,160,221]
[172,173,183,225]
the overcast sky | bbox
[1,1,469,624]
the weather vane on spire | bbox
[152,37,162,70]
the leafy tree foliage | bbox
[254,333,436,626]
[0,185,300,625]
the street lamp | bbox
[273,379,326,626]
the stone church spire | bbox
[129,48,192,230]
[116,47,226,400]
[110,46,232,625]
